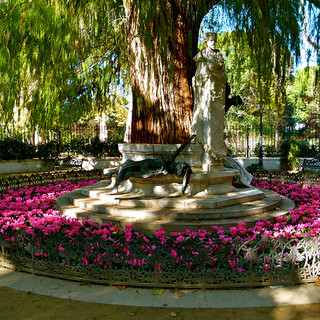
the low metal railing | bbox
[0,233,319,288]
[0,170,319,288]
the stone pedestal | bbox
[119,143,224,172]
[103,170,236,197]
[57,141,294,233]
[104,143,237,197]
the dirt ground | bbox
[0,286,320,320]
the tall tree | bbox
[1,0,320,143]
[288,66,320,124]
[124,0,208,143]
[0,0,129,134]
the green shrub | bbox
[66,138,87,156]
[264,145,278,157]
[0,135,121,161]
[85,137,120,158]
[280,138,300,171]
[0,137,36,160]
[37,140,64,159]
[253,143,278,157]
[105,141,121,157]
[246,163,264,173]
[297,143,318,158]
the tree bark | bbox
[124,1,211,144]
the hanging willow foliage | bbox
[0,0,128,131]
[0,0,319,137]
[216,1,301,99]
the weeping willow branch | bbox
[300,0,320,53]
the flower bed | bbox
[0,179,319,288]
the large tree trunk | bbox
[124,1,210,144]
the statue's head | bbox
[203,33,217,48]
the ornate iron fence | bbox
[0,233,319,288]
[2,122,319,158]
[0,170,106,193]
[0,123,125,145]
[0,171,319,288]
[225,123,320,158]
[1,169,316,193]
[252,171,320,186]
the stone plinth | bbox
[56,143,295,233]
[102,170,237,197]
[56,180,295,232]
[119,143,223,172]
[107,143,235,197]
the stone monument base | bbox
[56,179,293,233]
[56,144,294,232]
[104,171,236,197]
[119,143,224,172]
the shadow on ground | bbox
[0,286,320,320]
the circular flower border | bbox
[0,179,319,288]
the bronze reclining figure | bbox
[106,134,196,194]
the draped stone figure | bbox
[191,33,227,171]
[223,156,253,187]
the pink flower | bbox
[175,235,185,243]
[171,249,177,257]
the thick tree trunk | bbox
[124,1,209,144]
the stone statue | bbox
[106,134,196,194]
[191,32,227,170]
[223,156,253,187]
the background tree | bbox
[217,31,292,141]
[216,31,263,128]
[287,66,320,124]
[0,1,129,136]
[1,0,320,144]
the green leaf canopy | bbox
[0,0,319,138]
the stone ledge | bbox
[56,183,294,233]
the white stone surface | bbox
[0,159,53,174]
[235,157,284,171]
[191,32,227,172]
[224,156,253,187]
[118,143,203,167]
[82,158,121,171]
[0,268,320,308]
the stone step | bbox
[167,192,281,221]
[71,190,280,221]
[56,187,294,232]
[80,181,265,210]
[126,195,294,233]
[57,195,293,233]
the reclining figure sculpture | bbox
[106,134,196,194]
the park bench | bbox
[54,156,83,170]
[301,157,320,171]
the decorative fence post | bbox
[246,126,250,158]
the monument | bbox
[192,32,227,172]
[106,134,195,194]
[56,33,294,232]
